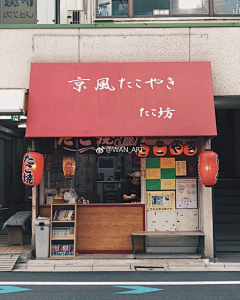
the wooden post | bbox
[141,156,146,234]
[31,140,37,249]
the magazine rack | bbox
[50,203,77,257]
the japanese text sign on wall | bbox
[2,0,36,24]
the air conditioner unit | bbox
[67,10,81,24]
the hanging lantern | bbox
[135,144,149,158]
[22,152,44,186]
[184,141,198,156]
[169,141,183,156]
[153,141,167,157]
[63,156,76,178]
[198,150,219,187]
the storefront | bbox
[25,61,217,257]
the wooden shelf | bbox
[51,255,75,257]
[50,203,77,258]
[51,220,75,223]
[51,237,74,240]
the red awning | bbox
[26,62,217,138]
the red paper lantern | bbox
[153,141,167,157]
[169,141,183,155]
[184,142,198,156]
[135,144,149,158]
[198,150,219,187]
[22,152,44,186]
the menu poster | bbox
[176,179,197,209]
[146,168,161,179]
[147,191,175,212]
[160,157,175,169]
[146,179,161,191]
[176,161,187,176]
[146,158,160,169]
[161,179,175,190]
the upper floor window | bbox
[97,0,129,17]
[96,0,240,17]
[214,0,240,15]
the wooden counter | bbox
[39,204,145,254]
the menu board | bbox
[147,191,175,211]
[176,161,187,176]
[176,179,197,209]
[146,157,175,191]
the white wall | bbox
[0,26,240,97]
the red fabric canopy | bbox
[26,62,217,138]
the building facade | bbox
[1,0,240,258]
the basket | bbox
[53,192,64,204]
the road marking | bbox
[114,286,163,294]
[0,286,31,294]
[0,281,240,286]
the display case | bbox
[50,203,77,257]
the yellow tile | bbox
[146,168,161,179]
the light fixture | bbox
[18,124,26,128]
[179,0,201,9]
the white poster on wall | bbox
[176,178,197,209]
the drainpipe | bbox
[31,140,37,250]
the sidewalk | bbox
[12,254,240,272]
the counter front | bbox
[40,204,145,254]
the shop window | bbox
[213,0,240,15]
[97,0,129,17]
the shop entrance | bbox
[212,109,240,255]
[44,151,141,204]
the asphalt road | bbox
[1,272,240,300]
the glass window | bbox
[134,0,170,16]
[172,0,209,15]
[97,0,129,17]
[214,0,239,15]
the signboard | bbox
[176,179,197,209]
[147,191,175,211]
[11,115,20,121]
[26,62,217,138]
[2,0,36,24]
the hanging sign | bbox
[184,141,197,156]
[169,141,183,155]
[57,137,140,154]
[153,141,167,157]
